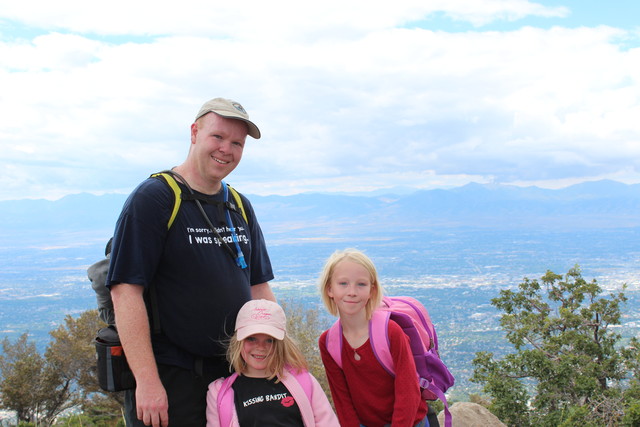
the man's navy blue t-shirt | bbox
[107,177,274,369]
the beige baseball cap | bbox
[195,98,261,139]
[235,299,286,340]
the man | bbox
[107,98,276,427]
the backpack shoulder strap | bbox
[134,171,185,334]
[282,368,314,426]
[327,314,395,376]
[217,373,239,427]
[325,320,343,369]
[150,171,182,229]
[369,309,395,376]
[226,183,249,224]
[152,171,249,228]
[291,368,313,399]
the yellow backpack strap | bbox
[227,184,248,224]
[150,172,182,230]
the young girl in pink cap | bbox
[206,299,339,427]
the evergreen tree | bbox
[471,266,638,426]
[0,333,45,423]
[0,310,123,425]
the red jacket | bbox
[319,319,427,427]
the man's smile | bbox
[213,156,230,164]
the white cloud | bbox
[431,0,568,26]
[0,0,638,199]
[0,0,567,37]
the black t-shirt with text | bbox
[107,177,274,368]
[232,375,304,427]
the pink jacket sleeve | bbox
[206,377,240,427]
[308,373,340,426]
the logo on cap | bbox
[251,308,272,321]
[232,102,247,114]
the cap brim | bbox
[233,118,261,139]
[237,324,285,341]
[199,110,261,139]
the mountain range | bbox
[1,179,639,397]
[0,180,638,242]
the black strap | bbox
[148,285,161,335]
[146,170,244,368]
[159,170,240,263]
[194,357,204,377]
[181,192,242,215]
[148,170,239,336]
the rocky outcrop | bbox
[437,402,506,427]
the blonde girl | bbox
[206,299,339,427]
[318,249,428,427]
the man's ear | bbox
[190,122,198,144]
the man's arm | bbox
[111,283,169,427]
[251,282,276,302]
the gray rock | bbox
[437,402,506,427]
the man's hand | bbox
[112,283,169,426]
[136,378,169,427]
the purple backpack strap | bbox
[217,373,239,427]
[326,320,343,368]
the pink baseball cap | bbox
[235,299,286,340]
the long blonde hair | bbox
[318,248,384,320]
[227,333,308,381]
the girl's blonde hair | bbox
[227,333,308,381]
[318,248,384,320]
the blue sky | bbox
[0,0,638,200]
[422,1,640,33]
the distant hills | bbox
[0,180,638,243]
[1,180,639,396]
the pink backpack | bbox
[217,369,313,427]
[326,296,455,427]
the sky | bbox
[0,0,639,200]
